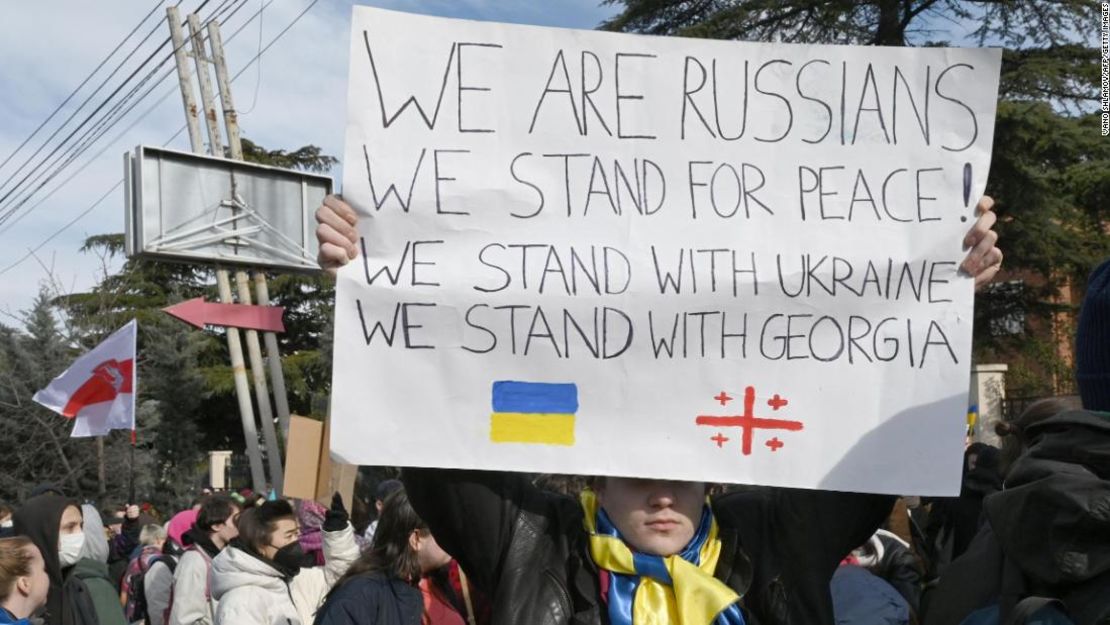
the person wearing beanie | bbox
[1076,257,1110,412]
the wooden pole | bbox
[235,270,284,493]
[206,23,242,160]
[187,14,224,157]
[168,9,266,493]
[209,21,293,440]
[215,271,267,493]
[253,273,291,438]
[165,7,202,152]
[96,436,106,496]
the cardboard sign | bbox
[331,7,1002,495]
[284,415,356,505]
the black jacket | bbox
[924,410,1110,625]
[403,469,893,625]
[313,572,423,625]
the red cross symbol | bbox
[714,391,733,406]
[766,437,785,452]
[767,394,788,410]
[696,387,804,455]
[711,433,730,448]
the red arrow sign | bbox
[163,298,285,333]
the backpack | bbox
[127,555,176,624]
[122,548,158,620]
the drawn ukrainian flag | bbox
[489,381,577,446]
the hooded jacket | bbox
[924,409,1110,625]
[12,494,74,625]
[12,495,127,625]
[78,504,109,566]
[211,523,359,625]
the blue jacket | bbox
[313,572,422,625]
[0,608,32,624]
[830,565,911,625]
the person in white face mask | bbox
[12,494,126,625]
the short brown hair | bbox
[0,536,35,602]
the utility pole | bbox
[207,22,292,441]
[204,21,285,493]
[166,6,266,493]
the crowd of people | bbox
[0,194,1105,625]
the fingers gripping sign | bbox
[316,195,359,276]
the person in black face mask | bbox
[210,496,359,625]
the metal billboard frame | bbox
[124,144,332,272]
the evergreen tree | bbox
[141,313,207,510]
[0,291,96,501]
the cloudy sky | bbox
[0,0,623,324]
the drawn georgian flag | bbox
[33,320,137,438]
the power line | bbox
[0,0,247,228]
[0,0,167,177]
[0,0,305,276]
[0,0,267,237]
[0,0,200,204]
[0,182,123,276]
[239,0,265,116]
[0,0,227,212]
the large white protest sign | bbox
[331,6,1001,495]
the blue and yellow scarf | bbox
[581,490,746,625]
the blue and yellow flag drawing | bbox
[489,381,577,446]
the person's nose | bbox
[646,481,677,509]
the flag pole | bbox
[129,430,136,505]
[129,319,138,505]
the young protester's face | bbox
[596,478,706,556]
[411,529,452,574]
[260,518,299,560]
[57,505,85,567]
[58,505,83,537]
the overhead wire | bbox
[0,0,168,177]
[0,0,307,276]
[0,0,244,219]
[0,0,267,238]
[0,0,249,229]
[0,0,205,206]
[239,0,265,116]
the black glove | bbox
[323,492,349,532]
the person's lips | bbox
[644,518,681,531]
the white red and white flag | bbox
[33,320,137,438]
